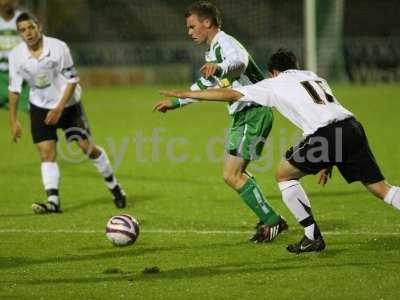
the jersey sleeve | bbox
[60,42,80,84]
[8,52,23,94]
[215,38,248,80]
[233,80,276,107]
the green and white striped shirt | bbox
[0,10,22,73]
[179,30,264,114]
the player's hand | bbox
[45,107,63,125]
[318,167,333,186]
[10,121,22,143]
[200,63,218,78]
[153,100,175,113]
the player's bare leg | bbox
[32,140,61,214]
[276,160,325,253]
[364,180,400,210]
[77,138,126,208]
[224,154,287,242]
[223,154,249,189]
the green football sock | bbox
[238,177,280,226]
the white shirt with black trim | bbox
[234,70,354,136]
[8,35,81,109]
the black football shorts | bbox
[285,117,384,184]
[29,102,91,144]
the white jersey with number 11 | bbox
[234,70,354,136]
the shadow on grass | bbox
[0,213,35,218]
[0,192,156,217]
[0,246,164,270]
[63,193,156,212]
[0,195,134,217]
[0,239,247,270]
[2,258,398,286]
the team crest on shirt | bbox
[35,72,51,89]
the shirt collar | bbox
[210,30,223,48]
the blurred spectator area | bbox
[25,0,400,84]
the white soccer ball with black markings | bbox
[106,214,140,246]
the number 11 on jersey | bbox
[301,80,336,105]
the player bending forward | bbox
[154,1,287,243]
[9,12,127,213]
[160,49,400,254]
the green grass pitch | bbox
[1,84,400,299]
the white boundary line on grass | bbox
[0,229,399,236]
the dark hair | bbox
[16,12,39,26]
[185,1,222,28]
[268,48,299,73]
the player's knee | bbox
[91,145,103,158]
[223,170,240,188]
[39,150,55,162]
[78,140,99,159]
[223,170,233,185]
[275,168,288,183]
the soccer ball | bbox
[106,214,140,246]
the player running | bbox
[8,12,127,213]
[160,49,400,253]
[154,1,287,243]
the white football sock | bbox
[384,186,400,210]
[279,180,319,240]
[278,180,311,222]
[105,175,118,190]
[304,224,316,240]
[41,162,60,205]
[91,148,118,189]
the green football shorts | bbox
[227,105,273,161]
[0,72,29,112]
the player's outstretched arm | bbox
[153,99,181,113]
[160,88,243,103]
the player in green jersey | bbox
[153,1,287,242]
[0,0,28,111]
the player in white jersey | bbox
[153,1,287,243]
[0,0,28,111]
[8,12,127,213]
[160,49,400,253]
